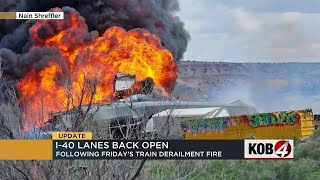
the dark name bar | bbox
[53,140,244,160]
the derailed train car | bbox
[47,99,315,140]
[180,109,315,140]
[44,74,315,140]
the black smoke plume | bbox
[0,0,189,79]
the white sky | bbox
[177,0,320,62]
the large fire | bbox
[17,8,178,125]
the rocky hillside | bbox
[172,61,320,113]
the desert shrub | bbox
[148,129,320,180]
[148,160,207,180]
[295,129,320,160]
[311,128,320,138]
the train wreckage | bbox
[39,73,257,139]
[38,73,314,140]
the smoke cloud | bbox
[0,0,189,63]
[0,5,181,123]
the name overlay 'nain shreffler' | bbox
[16,12,64,19]
[244,140,294,160]
[0,12,64,19]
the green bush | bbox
[148,129,320,179]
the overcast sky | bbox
[177,0,320,62]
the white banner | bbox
[244,139,294,159]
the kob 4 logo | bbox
[244,140,294,159]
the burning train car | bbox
[37,73,316,140]
[113,73,155,100]
[47,83,259,139]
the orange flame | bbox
[17,8,178,125]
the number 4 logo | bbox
[274,140,292,158]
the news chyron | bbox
[244,140,294,160]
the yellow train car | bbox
[182,109,314,140]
